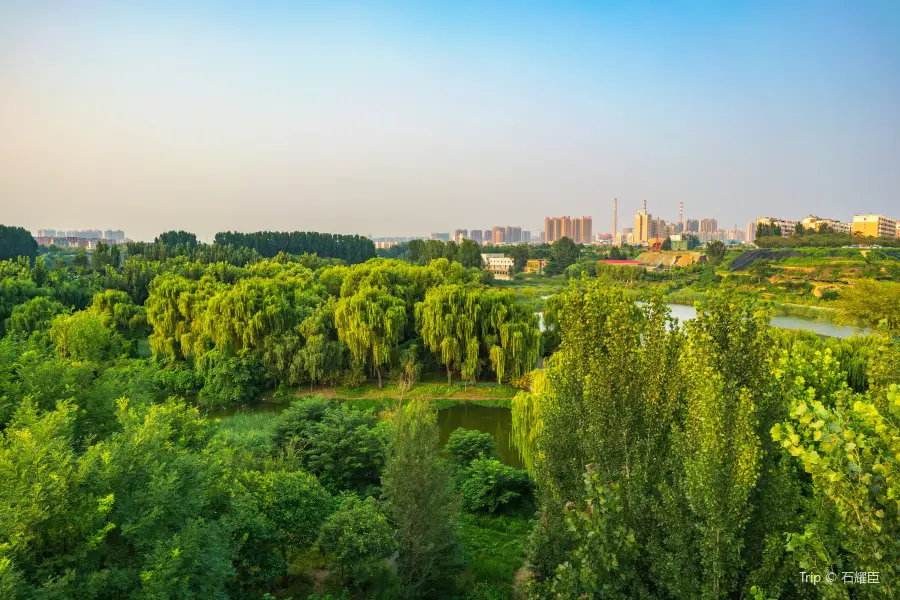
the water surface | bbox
[437,403,523,468]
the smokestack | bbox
[643,199,647,212]
[679,201,683,225]
[613,198,617,236]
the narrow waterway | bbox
[538,301,863,338]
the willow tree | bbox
[479,289,540,384]
[416,285,539,385]
[415,284,482,383]
[145,274,220,361]
[334,286,406,388]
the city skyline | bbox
[3,2,899,240]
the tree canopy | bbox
[0,225,38,263]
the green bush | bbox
[273,398,390,493]
[464,582,509,600]
[196,349,263,408]
[272,396,334,445]
[460,459,532,514]
[445,427,496,465]
[820,289,839,301]
[5,296,67,339]
[250,470,333,549]
[318,496,397,590]
[154,365,202,396]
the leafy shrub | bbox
[464,582,509,600]
[445,428,496,465]
[820,289,839,301]
[49,310,127,362]
[460,459,532,514]
[154,366,203,396]
[250,470,333,549]
[196,349,263,408]
[318,496,397,590]
[5,297,67,339]
[273,398,390,493]
[272,396,334,445]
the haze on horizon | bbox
[1,1,898,242]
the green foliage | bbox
[335,286,407,388]
[153,364,203,396]
[0,398,243,599]
[197,348,263,408]
[251,469,333,550]
[4,296,66,339]
[90,241,121,271]
[273,398,390,493]
[705,239,726,265]
[90,289,145,332]
[527,467,640,600]
[416,285,540,384]
[318,495,397,590]
[0,225,38,262]
[214,230,375,263]
[383,399,463,598]
[155,230,198,247]
[549,237,580,271]
[460,458,531,514]
[837,280,900,335]
[772,379,900,598]
[747,258,775,283]
[445,427,496,464]
[49,309,127,361]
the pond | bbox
[212,399,524,469]
[437,403,523,469]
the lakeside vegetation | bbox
[1,224,898,599]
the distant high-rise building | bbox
[104,229,125,241]
[572,217,592,244]
[431,233,450,242]
[470,229,483,244]
[491,226,505,244]
[746,222,755,243]
[523,231,531,243]
[684,219,699,233]
[483,230,492,244]
[504,226,522,243]
[699,218,718,233]
[544,216,573,243]
[453,229,468,242]
[634,210,650,244]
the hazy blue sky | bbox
[1,1,898,241]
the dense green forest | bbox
[1,226,898,599]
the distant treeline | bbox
[214,231,376,263]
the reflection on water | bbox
[437,403,523,468]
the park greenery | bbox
[0,223,898,599]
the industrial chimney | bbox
[613,198,617,236]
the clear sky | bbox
[1,1,898,241]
